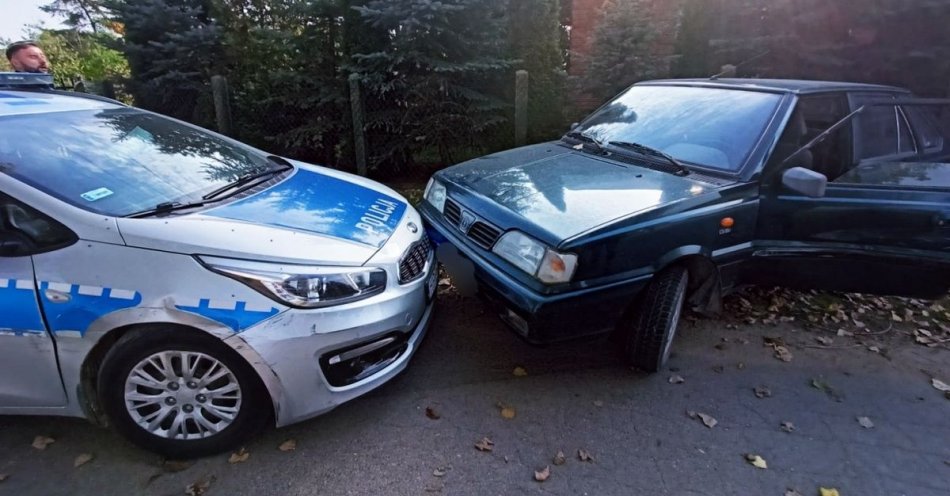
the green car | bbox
[420,79,950,372]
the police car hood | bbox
[116,165,409,265]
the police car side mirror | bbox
[781,167,827,198]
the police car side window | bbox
[0,192,76,256]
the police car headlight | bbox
[201,258,387,309]
[424,178,447,212]
[492,231,577,284]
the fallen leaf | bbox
[432,467,448,477]
[867,345,881,353]
[736,362,745,370]
[891,311,903,322]
[753,385,772,399]
[857,416,874,429]
[773,345,793,362]
[687,410,718,428]
[552,450,566,465]
[932,378,950,393]
[785,489,804,496]
[815,336,834,346]
[474,437,494,452]
[577,449,594,462]
[668,374,685,384]
[810,378,844,402]
[0,474,8,482]
[228,448,249,464]
[425,406,441,420]
[278,439,297,452]
[73,453,94,468]
[500,406,516,419]
[744,453,767,469]
[534,466,550,482]
[512,366,528,377]
[837,329,854,337]
[162,460,193,473]
[32,436,55,450]
[572,143,584,150]
[780,421,796,433]
[819,488,840,496]
[592,400,604,407]
[185,476,215,496]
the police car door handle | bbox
[44,289,71,303]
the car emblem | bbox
[407,222,419,233]
[459,211,477,233]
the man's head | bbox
[5,41,49,73]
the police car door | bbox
[0,192,68,407]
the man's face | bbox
[9,46,49,73]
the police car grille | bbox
[398,233,432,283]
[467,222,501,250]
[443,199,462,226]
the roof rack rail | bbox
[0,72,54,89]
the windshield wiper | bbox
[564,130,605,152]
[201,156,294,201]
[606,141,690,176]
[126,200,209,219]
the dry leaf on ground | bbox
[432,467,448,477]
[784,489,803,496]
[753,385,772,399]
[278,439,297,452]
[819,488,840,496]
[592,400,604,407]
[0,474,8,482]
[553,450,566,465]
[185,476,215,496]
[73,453,94,468]
[810,378,844,402]
[500,406,516,419]
[744,454,767,469]
[669,374,685,384]
[162,460,193,473]
[228,448,249,464]
[474,437,494,452]
[512,366,528,377]
[815,336,834,346]
[425,406,441,420]
[534,466,550,482]
[780,421,795,433]
[932,378,950,393]
[31,436,55,450]
[857,416,875,429]
[577,449,594,462]
[687,410,718,428]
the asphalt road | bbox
[1,293,948,495]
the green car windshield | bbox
[575,85,783,172]
[0,108,270,216]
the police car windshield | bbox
[0,108,272,216]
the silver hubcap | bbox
[124,350,242,440]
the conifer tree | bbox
[509,0,566,140]
[582,0,659,102]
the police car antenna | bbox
[709,50,770,80]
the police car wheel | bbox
[98,326,270,458]
[623,266,688,373]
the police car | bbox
[0,73,436,457]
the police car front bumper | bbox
[225,257,437,428]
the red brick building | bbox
[564,0,685,111]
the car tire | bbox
[624,266,689,373]
[98,325,271,458]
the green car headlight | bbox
[492,231,577,284]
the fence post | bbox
[101,80,116,100]
[349,74,368,177]
[211,75,233,136]
[515,70,529,147]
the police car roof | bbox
[0,89,123,117]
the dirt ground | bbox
[0,286,948,495]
